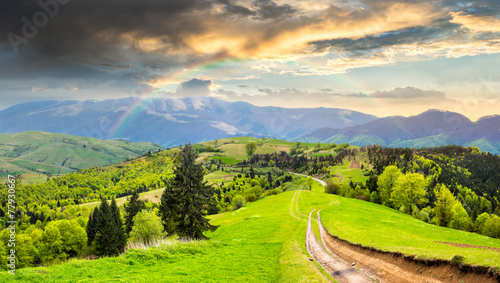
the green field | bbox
[195,137,323,162]
[80,188,166,209]
[4,190,332,282]
[3,172,500,281]
[0,131,162,178]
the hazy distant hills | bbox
[0,97,377,147]
[299,110,500,154]
[0,131,162,177]
[1,98,497,154]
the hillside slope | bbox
[0,131,162,177]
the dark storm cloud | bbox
[217,0,295,20]
[252,0,295,20]
[0,0,213,54]
[218,0,256,17]
[311,19,460,53]
[176,78,214,97]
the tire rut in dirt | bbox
[306,210,373,283]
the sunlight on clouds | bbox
[450,12,500,33]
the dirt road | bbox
[306,210,373,283]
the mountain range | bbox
[298,110,500,154]
[0,97,376,147]
[0,97,498,154]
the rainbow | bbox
[107,53,245,139]
[107,54,372,139]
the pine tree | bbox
[95,199,125,257]
[110,199,126,254]
[159,144,218,240]
[125,190,145,235]
[86,207,98,246]
[95,199,114,256]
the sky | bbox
[0,0,499,120]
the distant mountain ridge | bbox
[0,97,377,147]
[299,110,500,154]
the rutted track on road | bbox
[290,189,373,282]
[306,210,374,283]
[288,174,499,283]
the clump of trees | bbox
[87,199,126,257]
[325,145,500,239]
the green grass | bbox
[329,159,370,184]
[211,156,240,165]
[80,188,166,209]
[6,191,332,282]
[0,131,162,175]
[320,196,500,268]
[204,170,238,185]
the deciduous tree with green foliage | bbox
[245,142,257,156]
[306,176,314,190]
[160,144,218,240]
[434,184,457,227]
[377,165,402,206]
[391,173,428,215]
[129,210,164,246]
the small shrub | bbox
[129,210,164,246]
[325,178,341,195]
[245,193,258,202]
[270,188,282,195]
[451,255,465,267]
[232,195,245,210]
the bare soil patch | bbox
[348,160,360,169]
[437,241,500,252]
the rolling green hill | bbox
[0,131,162,179]
[4,179,500,281]
[1,137,500,281]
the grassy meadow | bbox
[3,190,333,282]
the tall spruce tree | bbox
[110,199,127,253]
[95,199,126,257]
[86,207,99,246]
[159,144,218,240]
[125,190,145,235]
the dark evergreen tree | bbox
[159,144,218,240]
[95,199,125,257]
[249,167,256,179]
[124,190,145,235]
[110,199,127,253]
[95,199,114,256]
[266,171,273,187]
[86,207,99,246]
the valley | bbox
[1,136,500,282]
